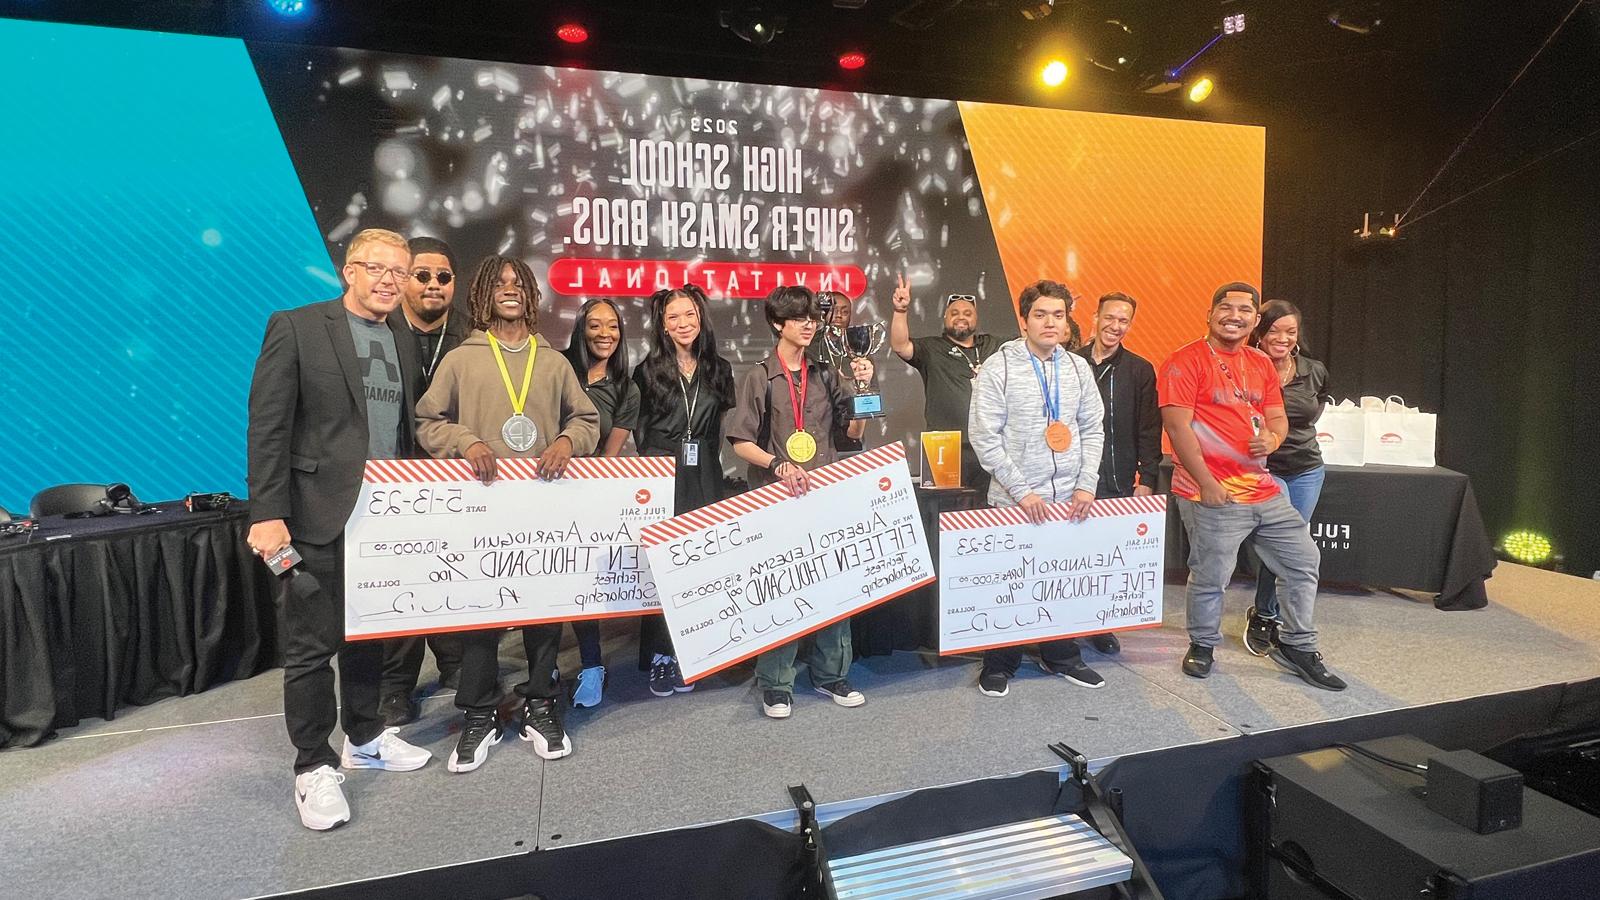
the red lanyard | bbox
[780,360,808,433]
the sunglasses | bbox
[413,269,454,286]
[944,294,977,308]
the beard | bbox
[944,323,975,341]
[409,297,450,324]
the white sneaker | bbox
[341,727,432,772]
[294,765,350,831]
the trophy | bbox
[825,323,887,419]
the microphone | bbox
[263,544,323,599]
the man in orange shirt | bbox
[1158,282,1345,691]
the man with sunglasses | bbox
[247,228,434,831]
[888,275,1007,495]
[1158,282,1346,691]
[378,236,473,726]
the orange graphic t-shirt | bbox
[1158,339,1284,504]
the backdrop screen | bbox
[0,16,1263,510]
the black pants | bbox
[982,637,1083,676]
[456,623,562,714]
[380,632,464,697]
[280,539,385,774]
[637,614,678,671]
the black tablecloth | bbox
[1162,463,1495,610]
[852,485,982,656]
[0,502,279,749]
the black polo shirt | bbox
[1269,354,1332,476]
[906,333,1003,434]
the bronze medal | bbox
[1045,420,1072,452]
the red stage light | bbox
[838,51,867,71]
[556,23,589,44]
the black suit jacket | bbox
[247,298,423,545]
[386,303,472,398]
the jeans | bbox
[754,620,853,694]
[1176,494,1320,651]
[455,623,562,714]
[570,620,603,669]
[279,539,385,774]
[1254,466,1326,618]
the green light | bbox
[1502,530,1553,564]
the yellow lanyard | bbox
[487,332,535,415]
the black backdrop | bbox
[1246,1,1600,578]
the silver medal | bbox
[502,414,537,452]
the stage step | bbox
[827,813,1133,899]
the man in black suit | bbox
[379,235,472,725]
[247,227,434,831]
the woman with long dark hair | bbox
[1244,300,1332,657]
[560,298,640,708]
[631,285,735,696]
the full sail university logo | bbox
[1311,521,1352,551]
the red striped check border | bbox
[639,443,909,548]
[939,493,1166,531]
[364,456,676,483]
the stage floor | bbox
[3,564,1598,899]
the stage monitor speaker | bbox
[1248,735,1600,900]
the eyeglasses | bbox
[350,261,409,282]
[413,269,453,286]
[944,294,977,308]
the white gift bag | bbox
[1362,395,1437,467]
[1314,399,1367,467]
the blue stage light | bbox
[266,0,307,17]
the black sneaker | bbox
[447,711,502,774]
[813,680,866,707]
[1089,633,1121,655]
[761,690,793,719]
[666,656,695,693]
[518,698,572,759]
[379,690,418,727]
[1182,643,1214,678]
[1270,646,1348,692]
[977,669,1010,698]
[648,654,675,698]
[1039,659,1106,689]
[1242,606,1279,657]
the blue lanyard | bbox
[1029,350,1060,422]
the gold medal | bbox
[1045,420,1072,452]
[786,430,817,463]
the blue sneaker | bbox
[572,665,606,708]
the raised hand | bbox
[891,273,910,313]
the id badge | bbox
[682,441,700,467]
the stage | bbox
[2,562,1598,899]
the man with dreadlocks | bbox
[416,255,599,773]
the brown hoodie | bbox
[416,331,599,459]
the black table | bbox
[852,485,982,656]
[1162,463,1495,610]
[0,501,279,749]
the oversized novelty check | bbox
[640,443,934,682]
[342,456,675,640]
[938,495,1167,655]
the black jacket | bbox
[247,298,423,545]
[386,303,471,398]
[1075,343,1161,497]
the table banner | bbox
[937,495,1166,655]
[640,443,934,682]
[343,456,675,640]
